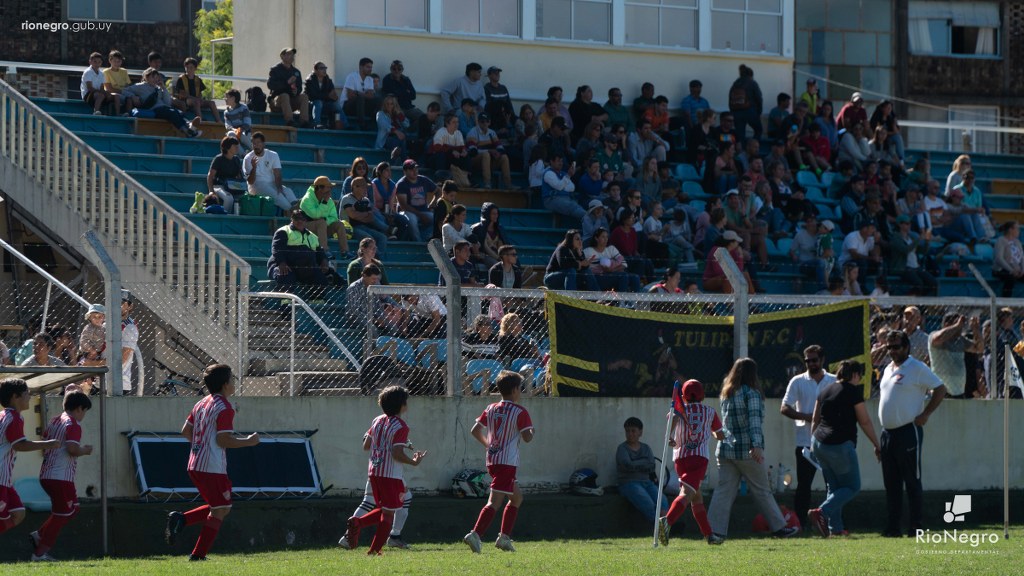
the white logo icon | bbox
[943,494,971,523]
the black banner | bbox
[546,293,869,398]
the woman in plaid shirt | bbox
[707,358,800,542]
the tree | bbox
[194,0,233,98]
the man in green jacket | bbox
[301,175,349,258]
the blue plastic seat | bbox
[14,477,51,512]
[464,359,505,394]
[674,163,701,182]
[374,336,417,366]
[416,339,447,368]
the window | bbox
[710,0,782,54]
[68,0,181,22]
[348,0,427,31]
[908,1,999,57]
[536,0,611,43]
[443,0,520,36]
[625,0,698,49]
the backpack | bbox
[245,86,267,112]
[729,83,750,111]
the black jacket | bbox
[304,74,336,102]
[267,63,303,98]
[488,262,523,289]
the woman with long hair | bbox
[346,237,388,285]
[375,94,408,160]
[370,161,412,240]
[544,229,599,291]
[441,204,481,264]
[341,156,370,199]
[584,227,641,292]
[706,358,800,542]
[807,360,880,537]
[945,154,971,197]
[815,100,838,152]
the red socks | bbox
[34,514,71,555]
[184,505,210,526]
[473,505,497,535]
[191,515,223,559]
[356,508,382,528]
[500,504,519,537]
[666,496,689,525]
[367,512,394,555]
[691,502,712,538]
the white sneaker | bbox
[463,531,482,553]
[92,110,103,116]
[31,553,56,562]
[337,535,352,550]
[495,533,516,552]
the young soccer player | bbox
[0,379,60,538]
[29,390,94,561]
[340,385,426,555]
[659,379,726,546]
[340,481,414,550]
[463,370,534,553]
[164,364,259,561]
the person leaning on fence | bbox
[21,333,66,368]
[267,209,329,289]
[702,231,754,294]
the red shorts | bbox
[0,485,24,519]
[675,455,709,492]
[487,464,518,495]
[41,479,79,517]
[369,476,406,511]
[189,470,233,509]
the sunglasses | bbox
[803,357,820,363]
[885,344,906,351]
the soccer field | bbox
[11,529,1020,575]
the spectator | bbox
[441,205,481,262]
[173,57,221,125]
[800,78,820,116]
[440,62,485,114]
[713,141,741,195]
[548,86,574,131]
[650,266,684,294]
[222,89,253,151]
[680,79,710,131]
[467,113,512,189]
[901,306,929,364]
[839,175,867,232]
[541,152,585,220]
[342,57,380,130]
[642,95,670,139]
[342,157,371,199]
[889,215,936,295]
[628,119,669,168]
[808,360,881,538]
[403,294,447,338]
[304,60,341,129]
[78,304,106,366]
[636,157,662,207]
[545,230,599,291]
[585,227,641,292]
[595,130,629,182]
[604,87,634,134]
[102,50,133,115]
[945,154,972,197]
[300,175,349,257]
[869,100,905,164]
[440,240,481,287]
[268,209,329,289]
[381,60,421,120]
[370,162,411,241]
[395,160,437,241]
[952,170,991,240]
[694,197,722,250]
[430,113,470,173]
[869,127,901,169]
[994,221,1024,298]
[464,314,498,349]
[483,66,515,135]
[841,261,862,296]
[707,358,799,541]
[603,181,625,216]
[471,202,508,268]
[497,313,540,362]
[413,102,443,159]
[456,97,479,136]
[124,68,201,137]
[790,215,827,292]
[703,231,753,294]
[266,47,310,128]
[724,186,768,270]
[578,157,607,206]
[836,92,868,135]
[431,179,458,240]
[767,92,792,140]
[346,264,385,324]
[539,116,575,163]
[663,206,697,264]
[575,121,605,167]
[342,176,390,257]
[515,104,542,165]
[243,132,298,213]
[632,82,656,121]
[21,332,66,367]
[375,95,408,160]
[837,124,871,172]
[347,237,389,285]
[201,192,226,214]
[616,417,669,523]
[687,108,717,173]
[146,51,168,85]
[727,65,763,143]
[928,313,983,399]
[943,187,984,244]
[611,210,654,282]
[815,100,839,152]
[736,138,760,174]
[48,326,77,366]
[488,245,523,289]
[581,200,611,244]
[800,123,832,173]
[207,136,245,212]
[81,52,114,115]
[838,219,879,273]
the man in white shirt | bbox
[81,52,113,115]
[120,290,141,394]
[342,57,380,130]
[780,344,836,531]
[838,221,877,271]
[243,132,297,212]
[878,329,945,538]
[402,294,447,338]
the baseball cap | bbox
[806,77,817,84]
[724,189,739,197]
[722,230,743,243]
[896,214,911,224]
[478,112,490,122]
[851,92,863,102]
[487,66,502,75]
[313,175,335,188]
[280,47,297,57]
[121,289,133,303]
[820,220,835,232]
[403,159,418,170]
[587,199,604,213]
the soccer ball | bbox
[451,469,490,498]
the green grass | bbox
[12,529,1021,575]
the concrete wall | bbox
[13,396,1024,499]
[233,0,335,92]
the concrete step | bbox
[246,357,350,375]
[992,180,1024,196]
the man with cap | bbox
[395,160,438,241]
[581,199,610,244]
[799,77,820,116]
[119,290,140,394]
[267,47,310,127]
[268,209,330,290]
[381,60,422,121]
[889,214,936,296]
[467,113,512,189]
[483,66,514,135]
[440,62,485,114]
[342,57,380,130]
[538,117,575,163]
[680,79,710,131]
[836,92,868,135]
[300,176,349,259]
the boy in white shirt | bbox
[81,52,113,115]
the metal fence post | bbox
[80,230,123,396]
[427,239,462,396]
[968,264,998,396]
[290,298,296,396]
[714,249,749,359]
[237,292,247,396]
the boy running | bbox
[659,379,726,546]
[341,481,414,550]
[164,364,259,561]
[463,371,534,553]
[340,385,426,555]
[0,379,60,539]
[29,390,94,561]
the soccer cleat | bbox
[495,533,516,552]
[386,536,410,549]
[463,531,482,554]
[188,554,206,562]
[28,530,40,549]
[30,553,56,562]
[340,517,361,550]
[772,526,800,538]
[657,516,670,547]
[165,511,185,545]
[707,533,726,545]
[808,508,830,538]
[337,536,352,550]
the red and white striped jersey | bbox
[366,415,410,481]
[186,394,235,474]
[40,412,83,482]
[0,408,26,488]
[477,401,533,467]
[673,403,722,461]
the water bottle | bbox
[739,477,747,496]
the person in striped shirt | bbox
[463,371,534,554]
[29,390,93,561]
[659,379,725,546]
[0,379,60,540]
[164,365,259,562]
[340,385,426,555]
